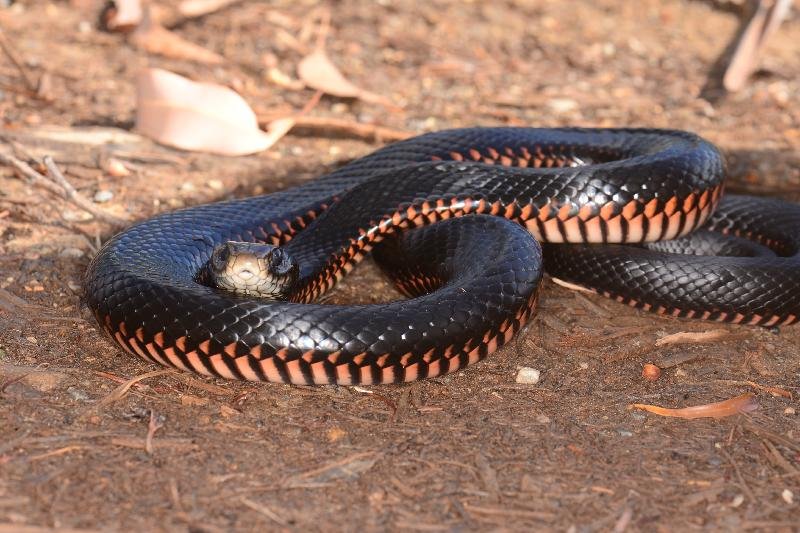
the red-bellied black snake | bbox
[83,128,800,384]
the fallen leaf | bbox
[298,49,397,109]
[629,393,758,419]
[178,0,241,18]
[102,0,144,32]
[136,68,294,155]
[723,0,793,92]
[130,6,224,64]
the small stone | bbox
[784,407,796,415]
[59,247,85,259]
[535,414,551,424]
[67,387,91,402]
[578,362,589,370]
[93,190,113,203]
[617,429,633,437]
[207,179,224,191]
[62,209,93,222]
[642,363,662,381]
[180,182,196,192]
[782,489,794,504]
[731,494,745,508]
[105,158,131,177]
[515,367,541,384]
[327,427,347,442]
[546,98,578,114]
[26,336,38,344]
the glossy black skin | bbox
[84,127,742,383]
[546,195,800,324]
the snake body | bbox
[83,128,800,384]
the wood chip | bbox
[655,329,732,347]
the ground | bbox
[1,0,799,531]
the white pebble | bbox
[782,489,794,505]
[515,367,541,384]
[730,494,745,508]
[546,98,578,114]
[93,190,113,203]
[207,179,224,191]
[784,407,796,415]
[59,247,84,259]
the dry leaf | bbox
[723,0,793,91]
[135,68,294,156]
[298,49,396,108]
[629,393,758,419]
[103,0,144,32]
[130,6,224,64]
[178,0,240,18]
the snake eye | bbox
[211,244,231,271]
[269,247,296,276]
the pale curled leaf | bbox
[105,0,144,31]
[723,0,793,91]
[135,68,294,156]
[178,0,241,18]
[629,393,758,420]
[130,7,224,64]
[298,49,396,108]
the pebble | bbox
[207,179,224,191]
[731,494,745,508]
[93,190,114,203]
[105,158,131,177]
[67,387,91,402]
[59,247,85,259]
[782,489,794,505]
[784,407,796,415]
[546,98,578,114]
[515,367,541,384]
[535,414,551,424]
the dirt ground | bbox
[1,0,799,531]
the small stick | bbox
[43,156,129,227]
[0,152,129,227]
[145,409,164,454]
[287,116,413,143]
[0,29,37,92]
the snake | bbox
[83,128,800,385]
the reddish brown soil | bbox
[1,1,799,531]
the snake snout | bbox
[209,241,298,299]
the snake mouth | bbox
[208,241,299,299]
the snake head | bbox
[208,242,299,300]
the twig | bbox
[261,115,413,143]
[719,447,758,507]
[43,156,130,227]
[0,29,38,93]
[92,369,175,411]
[145,409,164,454]
[654,329,738,347]
[240,497,290,527]
[0,152,129,228]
